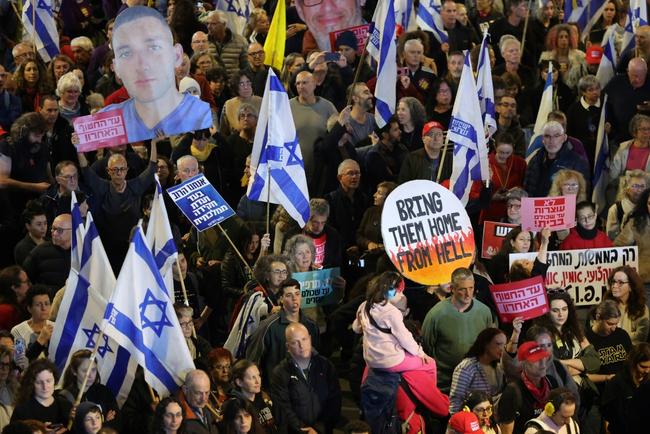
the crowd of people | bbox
[2,0,650,433]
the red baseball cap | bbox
[518,341,550,363]
[422,121,444,137]
[448,411,485,434]
[586,45,603,65]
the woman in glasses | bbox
[603,265,649,345]
[559,201,613,250]
[463,391,499,434]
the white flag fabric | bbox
[102,227,195,396]
[50,213,137,406]
[528,62,554,157]
[146,174,178,298]
[213,0,251,35]
[621,0,648,54]
[416,0,449,44]
[596,28,617,88]
[70,191,85,272]
[592,95,610,214]
[477,33,497,138]
[564,0,606,40]
[367,0,397,127]
[448,51,490,205]
[21,0,59,62]
[247,69,310,227]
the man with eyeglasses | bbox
[495,95,526,156]
[23,214,72,294]
[524,121,590,198]
[294,0,364,53]
[607,170,649,239]
[399,121,452,184]
[245,42,270,97]
[77,134,159,272]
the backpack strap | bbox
[616,201,625,227]
[367,310,392,334]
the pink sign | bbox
[329,23,372,54]
[489,276,549,323]
[520,195,576,231]
[73,110,128,152]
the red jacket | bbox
[559,228,614,251]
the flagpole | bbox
[68,330,104,430]
[437,133,451,183]
[520,0,533,60]
[347,48,369,107]
[31,0,37,55]
[217,223,252,274]
[266,167,271,235]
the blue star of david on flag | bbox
[139,289,173,337]
[82,323,113,357]
[284,137,303,167]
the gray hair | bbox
[617,169,650,201]
[176,155,198,168]
[499,35,520,56]
[577,75,600,95]
[451,267,474,287]
[56,71,82,96]
[337,159,360,176]
[404,39,424,52]
[284,234,316,269]
[70,36,94,51]
[629,113,650,137]
[237,102,258,118]
[542,120,565,135]
[309,198,330,218]
[205,10,227,24]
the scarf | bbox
[576,224,598,240]
[521,371,550,409]
[191,142,216,162]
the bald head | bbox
[177,155,199,181]
[628,57,648,89]
[191,31,209,54]
[285,322,312,362]
[295,71,316,101]
[52,213,72,249]
[183,369,210,408]
[636,25,650,52]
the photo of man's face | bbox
[294,0,363,50]
[112,16,182,105]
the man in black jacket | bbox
[270,322,341,434]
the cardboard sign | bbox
[521,195,576,231]
[381,180,475,285]
[294,268,342,308]
[509,246,639,306]
[481,221,518,259]
[490,276,549,323]
[167,174,234,231]
[73,110,128,152]
[329,23,373,54]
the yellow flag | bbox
[263,0,286,71]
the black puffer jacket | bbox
[23,241,70,294]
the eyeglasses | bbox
[179,320,193,328]
[248,51,265,57]
[507,203,521,209]
[630,183,647,190]
[577,214,596,223]
[51,226,72,234]
[543,133,564,140]
[562,183,579,189]
[239,81,252,87]
[300,0,324,6]
[343,170,361,177]
[109,167,128,173]
[474,405,493,414]
[271,269,288,276]
[611,279,629,286]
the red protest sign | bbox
[329,23,372,54]
[481,221,518,259]
[489,276,549,323]
[520,195,576,231]
[73,110,128,152]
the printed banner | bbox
[167,174,234,231]
[510,246,639,306]
[481,221,518,259]
[329,23,372,53]
[381,180,475,285]
[294,268,342,308]
[521,195,576,231]
[73,110,128,152]
[489,276,549,323]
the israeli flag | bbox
[395,0,414,32]
[214,0,251,36]
[247,69,310,227]
[477,33,497,138]
[146,174,178,298]
[564,0,606,40]
[621,0,648,53]
[527,62,554,157]
[449,52,490,205]
[596,28,617,88]
[21,0,59,62]
[416,0,449,44]
[592,95,610,214]
[70,191,85,272]
[50,212,137,406]
[103,227,195,396]
[367,0,397,128]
